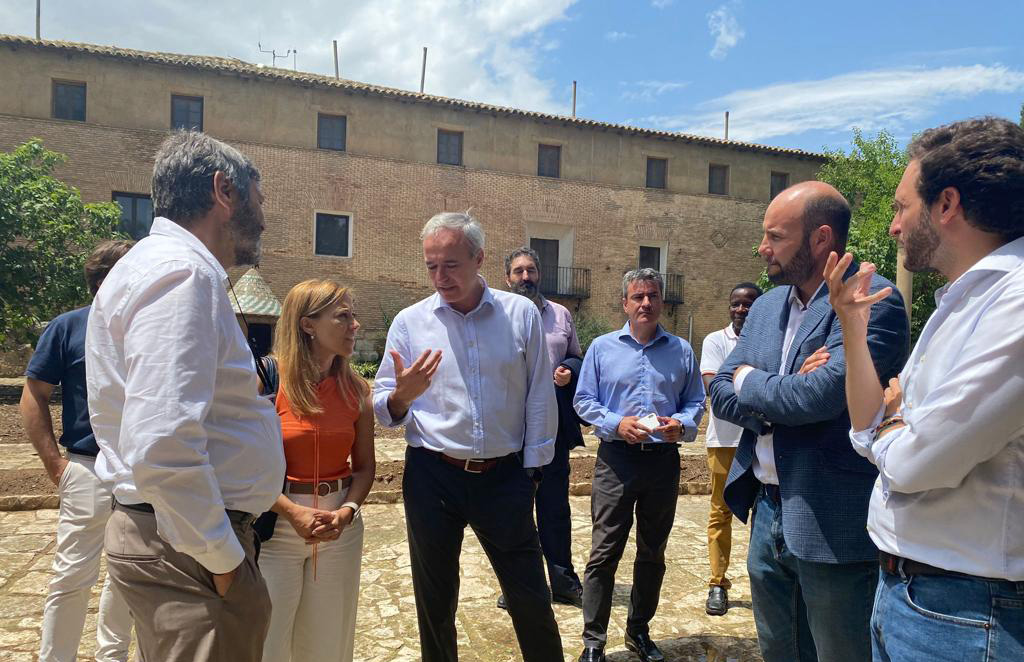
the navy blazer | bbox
[709,264,909,563]
[556,356,586,449]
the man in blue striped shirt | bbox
[573,268,706,662]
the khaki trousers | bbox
[706,446,737,589]
[104,504,271,662]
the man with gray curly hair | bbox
[85,131,285,662]
[374,211,563,661]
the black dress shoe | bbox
[705,585,729,616]
[496,594,507,610]
[578,647,606,662]
[552,584,584,608]
[624,631,664,662]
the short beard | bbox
[230,197,262,266]
[902,207,941,273]
[767,233,815,286]
[509,281,540,301]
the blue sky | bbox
[2,0,1022,154]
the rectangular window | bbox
[112,192,154,240]
[709,164,729,195]
[317,114,347,151]
[437,129,463,166]
[52,81,86,121]
[530,237,560,293]
[770,171,790,199]
[171,95,203,131]
[638,245,662,272]
[646,157,667,189]
[537,144,561,178]
[314,212,351,257]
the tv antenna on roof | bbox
[258,42,297,70]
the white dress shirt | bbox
[700,325,743,449]
[849,236,1024,580]
[86,217,285,574]
[735,283,824,484]
[373,281,557,468]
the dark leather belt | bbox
[114,500,255,526]
[286,476,352,496]
[761,483,781,504]
[879,551,986,580]
[602,439,679,452]
[427,448,510,474]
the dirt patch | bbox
[0,403,60,443]
[0,469,55,497]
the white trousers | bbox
[40,453,133,662]
[259,487,364,662]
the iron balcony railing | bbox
[660,272,685,304]
[539,266,591,299]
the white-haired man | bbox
[374,212,563,661]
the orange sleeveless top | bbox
[276,376,359,482]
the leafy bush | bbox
[351,361,380,379]
[575,312,614,354]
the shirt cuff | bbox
[733,365,755,393]
[599,411,624,440]
[522,437,556,468]
[848,404,886,458]
[373,392,410,428]
[186,519,246,574]
[672,414,699,442]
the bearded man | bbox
[708,181,909,662]
[85,131,284,662]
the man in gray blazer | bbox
[709,181,909,662]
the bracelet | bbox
[340,501,361,518]
[873,416,905,440]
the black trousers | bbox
[582,441,680,647]
[535,434,581,596]
[403,445,564,662]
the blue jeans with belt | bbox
[747,487,877,662]
[872,567,1024,661]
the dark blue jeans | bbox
[872,568,1024,661]
[747,489,876,662]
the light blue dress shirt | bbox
[574,323,706,443]
[373,282,557,468]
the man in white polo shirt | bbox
[699,282,760,616]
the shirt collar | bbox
[431,275,495,315]
[724,323,739,340]
[787,280,826,311]
[936,235,1024,304]
[148,217,229,283]
[617,321,669,347]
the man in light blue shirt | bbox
[573,268,705,662]
[373,212,562,662]
[828,116,1024,662]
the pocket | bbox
[902,575,992,629]
[57,459,77,491]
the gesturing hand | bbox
[390,349,442,410]
[798,346,830,375]
[824,252,892,337]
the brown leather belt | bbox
[286,476,352,496]
[879,551,982,580]
[427,448,509,474]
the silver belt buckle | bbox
[464,458,484,474]
[316,481,333,496]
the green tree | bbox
[0,139,123,345]
[818,129,945,340]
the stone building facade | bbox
[0,35,825,360]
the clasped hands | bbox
[617,416,682,443]
[284,503,356,545]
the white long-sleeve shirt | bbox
[373,282,556,468]
[86,217,285,574]
[850,236,1024,580]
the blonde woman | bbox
[259,279,374,662]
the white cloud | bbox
[633,65,1024,142]
[707,3,744,60]
[0,0,578,114]
[620,80,689,102]
[651,0,673,8]
[605,31,634,42]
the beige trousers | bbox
[104,504,271,662]
[706,446,737,589]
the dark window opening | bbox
[437,129,464,166]
[52,81,86,121]
[538,144,561,178]
[530,237,559,294]
[318,114,347,151]
[646,157,667,189]
[171,95,204,131]
[709,164,729,195]
[314,212,351,257]
[112,192,154,240]
[770,171,790,199]
[638,246,661,272]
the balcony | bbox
[539,266,591,299]
[660,272,685,304]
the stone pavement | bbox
[0,496,758,662]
